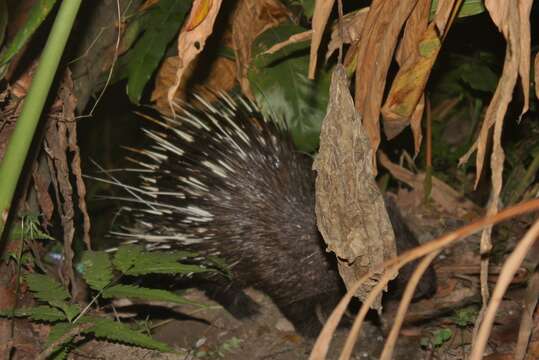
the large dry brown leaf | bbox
[314,65,397,310]
[353,0,419,170]
[308,0,335,79]
[166,0,223,110]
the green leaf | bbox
[249,22,331,152]
[430,0,485,19]
[292,0,315,18]
[61,303,81,323]
[80,251,113,291]
[113,245,205,276]
[25,273,70,303]
[102,284,206,307]
[0,0,58,66]
[125,0,192,104]
[81,316,173,352]
[0,305,66,322]
[45,322,76,360]
[452,306,478,327]
[432,328,452,347]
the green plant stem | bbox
[0,0,82,238]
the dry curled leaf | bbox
[167,0,223,110]
[353,0,419,172]
[381,23,441,139]
[314,65,397,310]
[308,0,335,79]
[43,71,91,297]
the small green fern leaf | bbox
[80,251,114,291]
[25,274,70,303]
[113,245,207,276]
[81,315,173,352]
[102,284,206,307]
[0,305,66,322]
[46,322,76,360]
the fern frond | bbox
[80,251,114,291]
[45,322,76,360]
[113,245,207,276]
[25,274,70,303]
[80,315,173,352]
[0,305,66,322]
[102,284,206,307]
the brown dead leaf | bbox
[185,0,213,31]
[485,0,510,35]
[308,0,335,79]
[410,95,425,156]
[432,0,460,35]
[381,0,430,146]
[156,0,289,106]
[264,30,312,55]
[314,65,397,310]
[353,0,419,171]
[167,0,223,111]
[43,71,91,296]
[326,7,368,62]
[381,23,440,139]
[518,1,533,118]
[152,55,236,114]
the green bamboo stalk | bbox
[0,0,82,237]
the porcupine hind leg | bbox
[199,278,262,318]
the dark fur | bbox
[118,96,436,336]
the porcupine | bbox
[112,94,436,336]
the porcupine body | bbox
[115,94,436,336]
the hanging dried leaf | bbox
[433,0,459,34]
[517,0,532,118]
[314,65,397,310]
[166,0,223,110]
[325,7,368,62]
[308,0,335,79]
[185,0,213,31]
[353,0,419,171]
[43,71,91,297]
[381,23,440,139]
